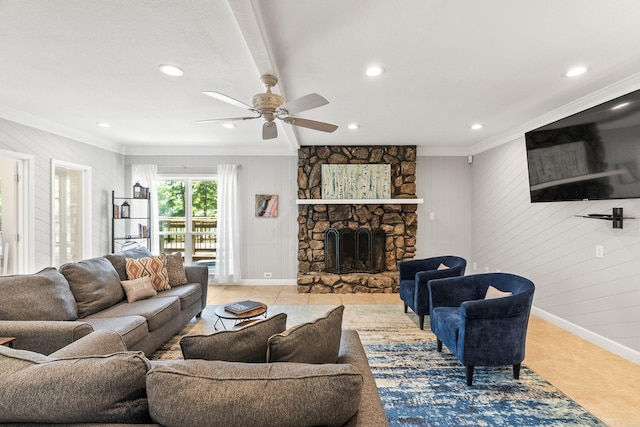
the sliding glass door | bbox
[157,177,217,269]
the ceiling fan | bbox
[197,74,338,140]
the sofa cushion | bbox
[180,313,287,362]
[146,360,363,427]
[121,276,157,303]
[0,268,78,321]
[86,297,180,332]
[105,247,153,281]
[0,348,151,424]
[165,252,188,286]
[154,283,202,310]
[267,305,344,364]
[84,315,149,350]
[126,255,171,291]
[60,257,125,318]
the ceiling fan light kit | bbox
[198,74,337,140]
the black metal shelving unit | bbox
[111,190,151,253]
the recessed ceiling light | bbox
[158,64,184,77]
[612,102,630,110]
[471,123,483,130]
[348,123,360,130]
[222,123,236,129]
[366,66,384,77]
[97,122,111,128]
[565,66,587,77]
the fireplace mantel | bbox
[296,198,423,205]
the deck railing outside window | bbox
[158,217,217,263]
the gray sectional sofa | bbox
[0,247,208,355]
[0,327,388,426]
[0,250,389,426]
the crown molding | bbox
[469,72,640,156]
[123,144,298,156]
[0,104,125,154]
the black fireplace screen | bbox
[325,228,386,274]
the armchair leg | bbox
[419,315,425,330]
[404,304,408,313]
[436,339,442,352]
[466,365,474,386]
[513,363,521,379]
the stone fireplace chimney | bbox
[297,146,419,294]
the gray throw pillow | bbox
[60,257,125,318]
[105,247,153,281]
[267,305,344,364]
[180,312,287,362]
[0,348,151,424]
[146,360,363,427]
[0,268,78,321]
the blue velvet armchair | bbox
[428,273,535,385]
[398,255,466,329]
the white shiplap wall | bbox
[125,154,298,283]
[472,137,640,360]
[0,118,125,270]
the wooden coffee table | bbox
[0,337,16,348]
[213,302,268,330]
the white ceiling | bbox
[2,0,640,156]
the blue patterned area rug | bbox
[365,340,606,427]
[152,304,605,426]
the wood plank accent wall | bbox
[0,118,124,270]
[472,137,640,357]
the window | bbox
[157,177,217,269]
[52,160,91,266]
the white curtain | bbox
[131,164,159,254]
[216,164,241,283]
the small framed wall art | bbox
[255,194,278,217]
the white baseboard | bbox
[531,306,640,365]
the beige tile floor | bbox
[208,285,640,427]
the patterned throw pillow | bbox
[125,255,171,292]
[165,252,188,286]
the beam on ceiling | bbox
[227,0,300,152]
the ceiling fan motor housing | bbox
[252,92,285,118]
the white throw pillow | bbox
[121,276,157,303]
[484,285,512,299]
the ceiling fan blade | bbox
[283,117,338,133]
[202,91,254,110]
[263,122,278,140]
[277,93,329,115]
[195,115,260,124]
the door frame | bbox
[51,159,92,266]
[0,149,34,273]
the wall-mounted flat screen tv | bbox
[525,88,640,202]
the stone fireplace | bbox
[297,146,419,294]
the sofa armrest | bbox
[50,330,128,358]
[337,330,388,427]
[0,320,94,355]
[185,265,208,312]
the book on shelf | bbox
[224,300,263,315]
